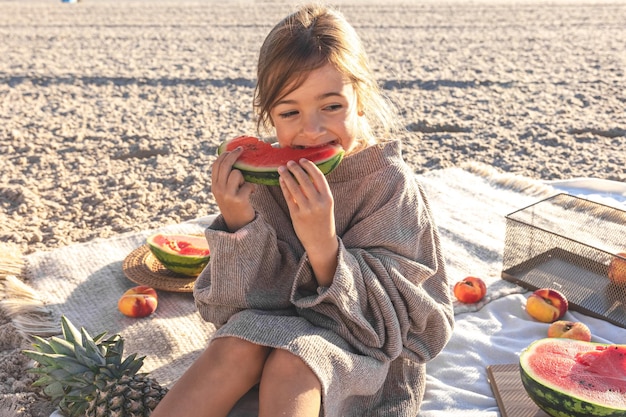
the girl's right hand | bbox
[211,147,256,232]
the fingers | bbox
[212,147,243,185]
[279,159,325,197]
[210,146,256,231]
[211,146,256,204]
[297,159,327,192]
[278,159,335,254]
[278,159,333,211]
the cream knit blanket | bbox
[0,163,558,413]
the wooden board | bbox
[486,364,550,417]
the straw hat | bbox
[122,245,198,293]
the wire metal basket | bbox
[502,193,626,328]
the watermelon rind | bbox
[147,234,210,277]
[519,338,626,417]
[217,136,344,186]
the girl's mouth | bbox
[292,140,338,150]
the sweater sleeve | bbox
[291,176,454,364]
[193,213,300,327]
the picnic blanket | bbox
[2,162,625,417]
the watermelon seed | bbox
[578,380,595,388]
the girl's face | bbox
[269,64,362,153]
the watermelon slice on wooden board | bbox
[519,338,626,417]
[147,233,210,277]
[217,136,345,186]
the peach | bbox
[525,288,568,323]
[608,252,626,285]
[453,276,487,304]
[547,320,592,342]
[118,285,158,318]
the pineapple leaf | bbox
[107,351,122,368]
[80,328,106,366]
[31,375,56,387]
[120,354,145,376]
[60,316,83,346]
[30,335,56,354]
[27,366,53,375]
[61,399,90,417]
[63,374,95,388]
[91,330,109,345]
[22,349,59,366]
[47,367,75,381]
[43,381,67,400]
[79,326,97,350]
[104,336,125,367]
[33,374,66,386]
[69,341,90,363]
[67,382,95,397]
[73,343,104,368]
[119,351,136,364]
[58,397,88,417]
[40,354,92,374]
[47,337,76,356]
[99,366,118,381]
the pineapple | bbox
[23,316,168,417]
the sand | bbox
[0,0,625,415]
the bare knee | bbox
[207,337,270,378]
[258,350,322,417]
[262,349,320,387]
[208,337,271,364]
[151,338,270,417]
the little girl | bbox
[152,4,454,416]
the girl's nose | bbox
[300,113,325,140]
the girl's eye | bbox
[278,110,298,119]
[324,104,342,112]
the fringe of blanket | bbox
[460,161,556,197]
[462,161,626,222]
[0,243,23,278]
[0,244,60,339]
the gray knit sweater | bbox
[194,140,454,416]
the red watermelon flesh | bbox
[146,233,210,276]
[219,135,344,172]
[524,339,626,407]
[150,234,209,257]
[574,346,626,393]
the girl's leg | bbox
[258,348,322,417]
[151,336,271,417]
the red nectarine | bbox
[118,285,158,318]
[453,276,487,304]
[525,288,568,323]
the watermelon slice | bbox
[217,136,344,186]
[519,338,626,417]
[147,233,210,277]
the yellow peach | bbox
[608,252,626,285]
[547,320,591,342]
[118,285,158,318]
[525,288,568,323]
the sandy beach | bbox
[1,0,625,415]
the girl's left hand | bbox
[279,158,338,286]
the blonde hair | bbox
[254,3,398,149]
